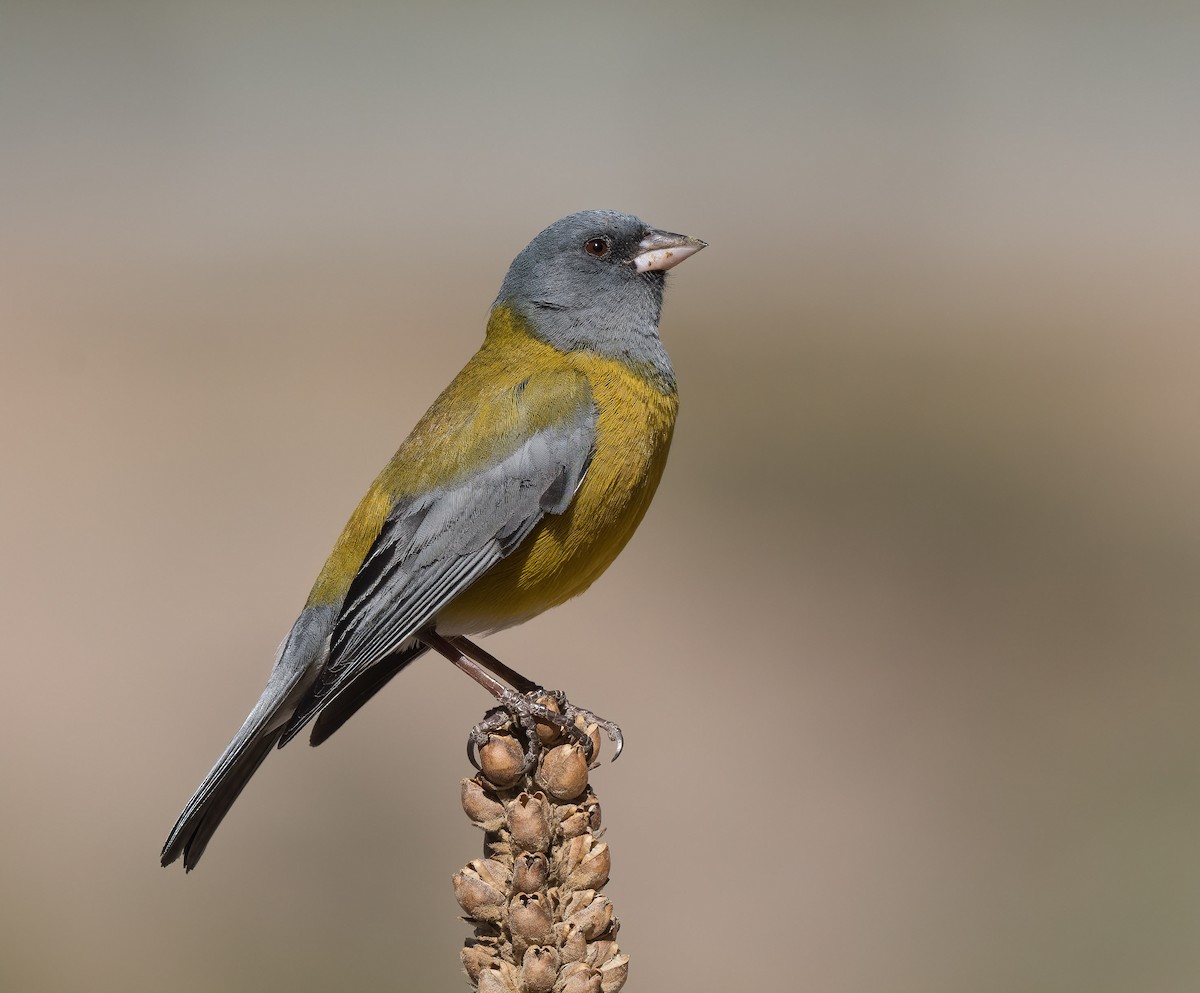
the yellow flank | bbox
[441,310,678,633]
[307,485,393,606]
[306,304,678,632]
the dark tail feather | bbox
[160,728,283,870]
[161,605,335,870]
[305,642,428,747]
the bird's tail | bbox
[161,606,333,871]
[160,718,284,870]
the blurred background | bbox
[3,2,1200,991]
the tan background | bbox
[4,3,1200,991]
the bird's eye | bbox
[584,238,610,257]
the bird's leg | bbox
[419,630,622,769]
[450,637,624,762]
[450,633,624,764]
[418,630,540,767]
[447,635,539,694]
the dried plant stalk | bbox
[454,718,629,993]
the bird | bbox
[161,209,706,871]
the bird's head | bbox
[493,210,706,381]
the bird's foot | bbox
[536,689,624,763]
[467,688,624,773]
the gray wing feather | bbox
[279,398,595,743]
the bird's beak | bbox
[631,229,708,273]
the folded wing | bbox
[279,368,596,744]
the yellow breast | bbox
[306,305,678,632]
[437,345,678,634]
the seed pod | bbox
[536,743,588,800]
[557,889,595,921]
[519,945,559,993]
[533,695,563,746]
[474,857,511,890]
[585,939,619,969]
[559,965,602,993]
[512,852,549,894]
[556,803,586,838]
[598,954,629,993]
[566,894,612,941]
[567,842,610,891]
[507,892,554,949]
[555,834,592,880]
[462,942,499,983]
[557,922,588,964]
[462,777,506,831]
[581,792,602,833]
[573,718,602,765]
[453,860,509,922]
[506,792,551,852]
[480,734,525,789]
[477,964,520,993]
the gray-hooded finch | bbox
[162,210,705,870]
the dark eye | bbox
[584,238,610,257]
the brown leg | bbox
[449,635,539,695]
[421,629,589,770]
[420,629,514,699]
[419,630,624,766]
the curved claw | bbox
[531,689,624,764]
[466,689,625,770]
[609,727,624,762]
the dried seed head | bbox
[507,892,554,949]
[512,852,549,894]
[480,734,526,789]
[462,777,506,831]
[519,945,560,993]
[456,700,627,992]
[598,954,629,993]
[506,791,551,852]
[535,743,589,800]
